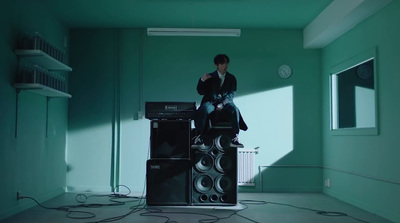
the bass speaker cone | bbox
[214,135,231,151]
[215,175,233,193]
[194,153,213,172]
[194,175,213,193]
[215,154,233,173]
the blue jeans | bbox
[194,102,240,137]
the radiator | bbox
[238,149,258,186]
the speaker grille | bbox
[192,133,237,206]
[150,120,191,159]
[147,159,191,205]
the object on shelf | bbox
[16,65,68,93]
[18,32,66,64]
[13,83,71,98]
[15,49,72,71]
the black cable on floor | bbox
[18,196,97,219]
[17,185,145,221]
[140,207,234,223]
[18,195,371,223]
[84,183,148,223]
[239,200,370,223]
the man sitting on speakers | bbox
[192,54,247,149]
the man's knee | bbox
[198,103,215,114]
[223,104,239,115]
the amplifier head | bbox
[145,101,196,120]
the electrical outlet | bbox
[325,179,331,188]
[17,191,21,200]
[137,111,143,119]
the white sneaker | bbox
[191,135,205,149]
[230,135,244,148]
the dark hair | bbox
[214,54,230,65]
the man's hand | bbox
[201,73,211,82]
[216,103,223,111]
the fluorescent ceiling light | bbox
[147,28,241,37]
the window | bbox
[329,48,378,135]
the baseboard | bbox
[0,187,65,221]
[66,185,147,196]
[66,185,114,193]
[262,186,322,193]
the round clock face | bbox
[278,65,292,79]
[357,64,372,79]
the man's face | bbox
[216,63,228,74]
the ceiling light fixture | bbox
[147,28,241,37]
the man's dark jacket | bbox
[196,70,248,131]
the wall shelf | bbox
[13,83,71,98]
[14,38,72,138]
[15,49,72,71]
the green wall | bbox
[3,0,398,222]
[68,28,322,193]
[0,0,69,220]
[321,1,400,222]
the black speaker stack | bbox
[145,102,237,206]
[191,130,237,206]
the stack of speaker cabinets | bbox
[146,120,192,205]
[146,120,237,206]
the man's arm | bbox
[196,73,211,95]
[221,74,237,105]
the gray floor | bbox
[1,193,393,223]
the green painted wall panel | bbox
[261,167,322,192]
[0,0,69,220]
[321,1,400,222]
[68,28,322,194]
[68,29,118,191]
[2,0,398,222]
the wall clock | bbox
[357,64,372,79]
[278,64,292,79]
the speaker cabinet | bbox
[150,120,191,159]
[146,159,191,205]
[191,134,237,206]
